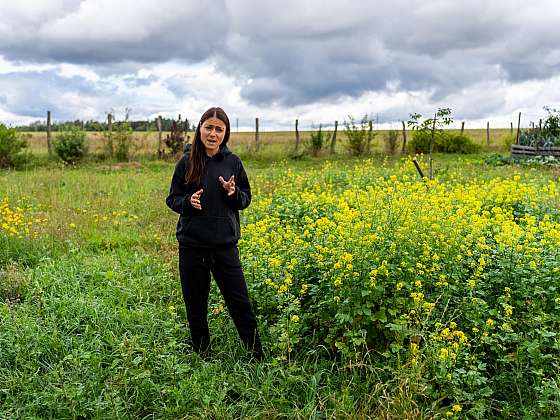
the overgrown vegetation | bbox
[343,115,376,156]
[0,124,29,168]
[164,119,186,157]
[408,109,480,154]
[308,124,329,157]
[54,124,88,164]
[518,106,560,148]
[1,155,558,418]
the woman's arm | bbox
[227,159,252,210]
[165,157,193,215]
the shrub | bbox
[164,120,185,157]
[442,133,480,153]
[54,125,88,164]
[308,124,329,157]
[344,115,376,156]
[113,121,134,161]
[409,131,480,154]
[385,130,399,154]
[0,124,29,168]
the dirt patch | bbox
[0,263,28,307]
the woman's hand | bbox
[219,175,236,196]
[190,189,203,210]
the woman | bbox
[166,107,263,360]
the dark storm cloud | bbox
[0,0,559,119]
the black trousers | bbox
[178,245,263,358]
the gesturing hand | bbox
[190,189,203,210]
[219,175,235,196]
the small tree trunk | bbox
[429,114,436,179]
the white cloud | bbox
[0,1,560,128]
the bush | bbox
[164,120,185,157]
[0,124,29,168]
[409,131,480,154]
[113,121,134,161]
[54,125,88,164]
[385,130,399,154]
[344,115,376,156]
[308,125,329,157]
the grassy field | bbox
[1,150,559,418]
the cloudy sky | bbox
[1,0,559,129]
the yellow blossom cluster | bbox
[0,197,36,238]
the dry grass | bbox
[20,128,514,156]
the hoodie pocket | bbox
[184,216,238,246]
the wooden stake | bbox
[510,122,513,134]
[156,116,162,158]
[330,120,338,154]
[516,112,521,145]
[367,120,373,153]
[401,121,407,153]
[107,113,114,158]
[486,121,490,146]
[255,117,259,150]
[295,119,300,152]
[46,111,52,157]
[461,121,465,135]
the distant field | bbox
[21,128,514,156]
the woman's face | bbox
[200,117,227,157]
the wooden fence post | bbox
[461,121,465,135]
[255,117,259,150]
[367,120,373,153]
[107,113,113,158]
[486,121,490,147]
[46,111,52,157]
[401,121,407,153]
[539,119,542,130]
[156,116,162,158]
[295,119,300,152]
[516,112,521,145]
[330,120,338,154]
[510,122,513,134]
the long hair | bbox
[186,107,230,187]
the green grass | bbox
[1,150,559,418]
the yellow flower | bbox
[486,319,494,327]
[290,315,300,323]
[452,404,462,412]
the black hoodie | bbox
[165,144,251,247]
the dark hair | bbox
[186,107,230,187]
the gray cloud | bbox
[0,0,559,123]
